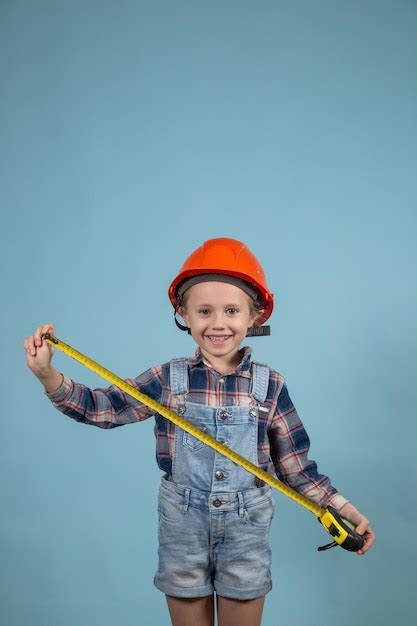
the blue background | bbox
[1,1,416,624]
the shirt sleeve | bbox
[268,382,348,511]
[43,366,163,429]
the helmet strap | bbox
[174,314,191,335]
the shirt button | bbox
[219,378,225,384]
[215,470,225,480]
[213,498,223,508]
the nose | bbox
[212,311,226,329]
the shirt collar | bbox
[189,345,253,377]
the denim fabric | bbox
[46,345,348,512]
[153,358,275,600]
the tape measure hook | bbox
[43,332,58,344]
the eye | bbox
[226,307,239,315]
[198,309,210,316]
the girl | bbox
[24,237,375,626]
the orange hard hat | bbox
[168,237,274,325]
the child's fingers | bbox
[33,324,55,347]
[357,526,375,555]
[339,505,375,556]
[34,328,42,347]
[30,327,43,353]
[36,324,52,344]
[26,335,36,355]
[355,516,369,535]
[24,324,56,356]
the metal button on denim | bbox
[249,408,257,418]
[213,498,222,507]
[219,410,229,420]
[215,470,225,480]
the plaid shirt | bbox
[45,345,347,510]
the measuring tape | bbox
[43,333,364,552]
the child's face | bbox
[180,281,259,367]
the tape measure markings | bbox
[43,333,365,552]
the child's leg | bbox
[165,594,215,626]
[217,595,265,626]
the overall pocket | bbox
[158,490,185,524]
[244,495,275,529]
[183,425,207,451]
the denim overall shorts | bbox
[153,358,275,600]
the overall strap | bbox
[169,358,189,396]
[250,363,270,403]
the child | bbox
[24,237,375,626]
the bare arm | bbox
[36,366,64,394]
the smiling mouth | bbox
[205,335,233,343]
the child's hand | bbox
[337,502,375,555]
[24,323,56,375]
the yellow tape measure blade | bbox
[42,332,366,552]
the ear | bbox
[178,305,189,326]
[250,309,264,328]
